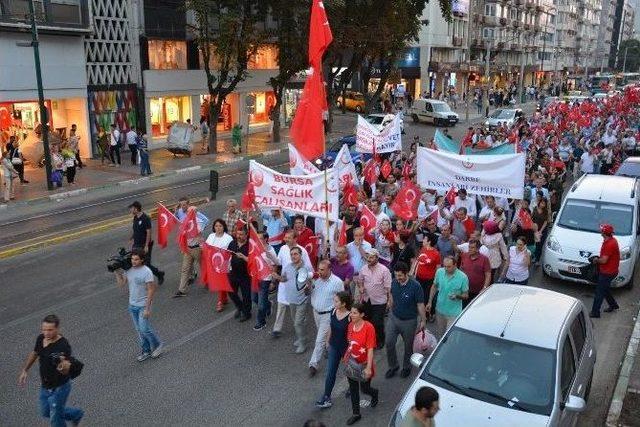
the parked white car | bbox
[484,108,524,130]
[364,113,404,133]
[542,174,639,288]
[390,285,596,427]
[408,99,459,126]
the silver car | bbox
[390,285,596,427]
[484,108,524,130]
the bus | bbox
[589,74,615,94]
[616,72,640,88]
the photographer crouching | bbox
[114,249,164,361]
[17,314,84,427]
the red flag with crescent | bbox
[401,159,412,180]
[157,203,178,249]
[380,160,392,179]
[359,204,377,244]
[303,235,320,265]
[343,180,359,208]
[248,226,271,292]
[390,180,421,221]
[200,243,233,292]
[338,220,347,246]
[445,187,457,207]
[241,180,255,211]
[176,208,199,254]
[363,159,379,186]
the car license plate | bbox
[567,266,581,274]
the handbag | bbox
[342,356,366,382]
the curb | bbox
[0,148,287,210]
[606,305,640,426]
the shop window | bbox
[149,96,191,137]
[248,45,279,70]
[199,94,238,132]
[49,0,82,24]
[248,91,275,125]
[148,40,187,70]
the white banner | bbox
[249,160,339,221]
[355,114,402,153]
[332,143,359,187]
[416,148,526,199]
[288,143,320,175]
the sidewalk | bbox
[1,113,359,208]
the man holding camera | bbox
[115,249,164,361]
[129,201,165,285]
[18,314,84,427]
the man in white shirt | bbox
[601,129,616,147]
[109,124,121,166]
[371,199,390,224]
[622,130,637,155]
[580,150,595,175]
[346,227,372,271]
[454,188,477,219]
[478,195,497,223]
[271,230,313,338]
[308,260,344,377]
[126,126,138,166]
[173,206,209,298]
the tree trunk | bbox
[208,100,221,154]
[270,104,281,143]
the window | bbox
[49,0,81,24]
[248,45,278,70]
[510,8,518,20]
[247,91,276,125]
[570,313,586,359]
[558,200,634,235]
[148,40,187,70]
[484,3,496,16]
[149,96,192,137]
[483,28,495,40]
[560,336,575,400]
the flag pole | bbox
[323,143,331,260]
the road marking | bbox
[164,311,235,353]
[176,166,202,174]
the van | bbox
[408,99,459,126]
[542,174,640,288]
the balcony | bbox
[452,36,463,47]
[512,20,521,28]
[525,0,536,9]
[510,42,523,51]
[0,0,91,33]
[484,15,500,26]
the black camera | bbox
[50,352,65,366]
[107,248,132,272]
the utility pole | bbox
[519,48,526,104]
[623,45,629,72]
[464,5,472,123]
[26,0,53,190]
[540,23,547,89]
[484,42,490,118]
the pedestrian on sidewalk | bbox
[109,124,121,166]
[199,116,209,153]
[205,218,234,312]
[385,262,426,380]
[69,124,83,169]
[9,137,29,183]
[17,314,84,427]
[137,133,153,176]
[115,250,164,361]
[62,149,78,185]
[273,246,312,353]
[252,230,279,331]
[589,223,620,318]
[227,227,253,322]
[128,201,165,285]
[2,149,19,201]
[96,126,110,165]
[344,302,379,425]
[309,260,345,377]
[126,126,138,166]
[50,145,64,188]
[173,206,209,298]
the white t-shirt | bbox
[580,152,594,174]
[205,232,233,249]
[277,244,314,304]
[602,133,616,147]
[126,130,137,146]
[110,129,120,146]
[454,195,477,218]
[506,246,530,282]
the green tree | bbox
[186,0,271,153]
[267,0,308,143]
[616,39,640,72]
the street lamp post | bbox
[484,41,490,118]
[24,0,53,190]
[519,47,526,104]
[623,45,629,72]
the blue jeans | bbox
[323,344,347,398]
[139,151,152,175]
[591,273,619,315]
[252,280,272,326]
[129,305,161,354]
[39,380,83,427]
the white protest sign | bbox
[332,143,359,187]
[355,114,402,153]
[249,160,339,221]
[288,143,320,175]
[416,147,526,199]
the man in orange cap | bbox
[589,223,620,318]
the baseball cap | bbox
[600,223,614,235]
[365,248,379,257]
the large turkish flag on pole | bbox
[308,0,333,69]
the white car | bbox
[484,108,524,129]
[542,174,639,288]
[390,285,596,427]
[364,113,404,133]
[408,99,459,126]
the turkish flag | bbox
[200,243,233,292]
[303,235,320,265]
[401,160,412,180]
[308,0,333,69]
[380,160,392,179]
[391,180,422,221]
[363,159,379,186]
[517,208,534,230]
[157,203,178,249]
[240,180,255,211]
[338,220,347,246]
[289,69,326,161]
[248,226,272,292]
[360,204,377,243]
[176,208,199,254]
[343,180,359,208]
[460,129,473,154]
[445,187,457,207]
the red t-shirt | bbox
[459,252,491,294]
[416,248,441,280]
[347,321,377,376]
[600,237,620,275]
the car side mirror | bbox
[563,395,586,412]
[410,353,424,368]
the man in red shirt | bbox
[590,223,620,318]
[459,240,491,307]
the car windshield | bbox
[422,327,555,416]
[558,199,634,235]
[616,161,640,178]
[366,116,384,125]
[432,103,452,112]
[352,94,365,101]
[490,109,515,120]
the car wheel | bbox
[355,105,362,113]
[412,114,419,123]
